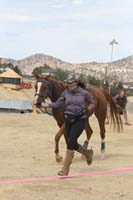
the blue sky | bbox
[0,0,133,63]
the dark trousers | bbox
[65,118,85,150]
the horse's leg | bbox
[95,111,106,160]
[81,120,93,159]
[55,123,65,162]
[83,119,93,149]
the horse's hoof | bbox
[56,155,63,162]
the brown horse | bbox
[34,73,122,161]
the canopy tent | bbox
[0,68,22,89]
[0,68,21,78]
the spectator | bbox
[106,90,131,125]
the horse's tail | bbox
[102,89,123,132]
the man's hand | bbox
[41,102,49,108]
[88,105,94,113]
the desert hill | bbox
[0,53,133,82]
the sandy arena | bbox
[0,96,133,200]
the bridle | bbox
[35,79,53,115]
[35,79,53,98]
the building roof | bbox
[0,68,21,78]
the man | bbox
[41,75,95,176]
[106,90,131,125]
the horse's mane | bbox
[48,77,67,90]
[77,80,86,89]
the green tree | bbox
[52,68,69,82]
[32,63,52,75]
[14,66,22,75]
[0,62,22,75]
[87,76,100,87]
[110,82,124,96]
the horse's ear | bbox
[45,73,51,80]
[34,72,51,80]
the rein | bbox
[37,106,53,116]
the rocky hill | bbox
[0,53,133,83]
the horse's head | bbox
[34,73,53,107]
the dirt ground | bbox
[0,106,133,200]
[0,86,133,200]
